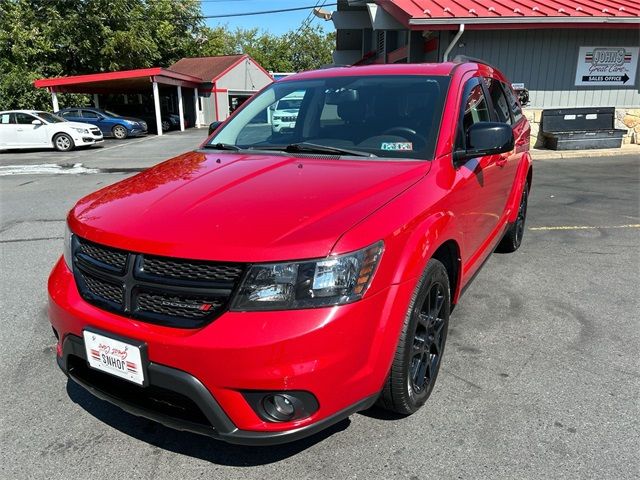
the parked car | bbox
[49,60,531,445]
[56,107,147,139]
[0,110,103,151]
[270,91,304,133]
[111,104,186,133]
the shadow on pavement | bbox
[66,380,349,465]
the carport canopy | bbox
[34,68,204,135]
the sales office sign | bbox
[575,46,639,87]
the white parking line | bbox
[0,163,98,176]
[529,224,640,231]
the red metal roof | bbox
[34,68,203,93]
[379,0,640,28]
[168,55,247,83]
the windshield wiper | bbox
[261,142,375,157]
[203,143,241,151]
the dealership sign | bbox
[575,46,639,87]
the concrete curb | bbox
[531,145,640,160]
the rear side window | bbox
[501,82,523,123]
[60,110,80,118]
[484,78,512,125]
[81,110,100,119]
[0,113,14,124]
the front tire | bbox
[378,259,450,415]
[161,120,171,131]
[53,133,74,152]
[112,125,128,139]
[496,181,529,253]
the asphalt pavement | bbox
[1,136,638,479]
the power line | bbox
[199,3,336,19]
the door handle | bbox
[16,128,24,132]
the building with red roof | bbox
[34,55,273,135]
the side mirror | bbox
[208,121,223,136]
[454,122,514,163]
[31,119,43,125]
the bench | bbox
[541,107,626,150]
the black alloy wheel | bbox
[496,181,529,253]
[378,259,450,414]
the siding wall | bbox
[443,28,639,109]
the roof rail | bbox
[452,55,494,67]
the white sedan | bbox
[0,110,103,152]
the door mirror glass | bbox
[31,119,43,125]
[454,122,514,162]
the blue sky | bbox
[200,1,334,35]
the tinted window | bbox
[501,82,523,123]
[209,75,450,161]
[60,110,80,118]
[485,78,511,125]
[15,113,37,124]
[462,83,491,132]
[82,110,100,119]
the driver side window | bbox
[456,79,491,150]
[15,113,37,125]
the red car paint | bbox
[49,61,531,444]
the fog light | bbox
[263,394,295,421]
[243,390,319,423]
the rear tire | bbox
[377,259,450,415]
[496,181,529,253]
[112,125,128,139]
[161,120,171,131]
[53,133,74,152]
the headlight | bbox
[231,242,383,311]
[63,223,73,270]
[72,127,89,134]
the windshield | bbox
[36,112,65,123]
[103,110,121,117]
[208,75,450,160]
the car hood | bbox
[121,116,145,123]
[64,121,101,131]
[70,151,430,262]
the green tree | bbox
[0,0,204,110]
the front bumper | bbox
[58,334,377,445]
[74,134,103,146]
[48,257,416,444]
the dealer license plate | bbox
[83,330,146,385]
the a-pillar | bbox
[152,80,162,136]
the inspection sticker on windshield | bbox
[381,142,413,151]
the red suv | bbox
[49,60,531,445]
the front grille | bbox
[90,128,101,136]
[141,256,244,282]
[79,271,124,305]
[77,239,127,272]
[136,291,224,319]
[72,236,245,328]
